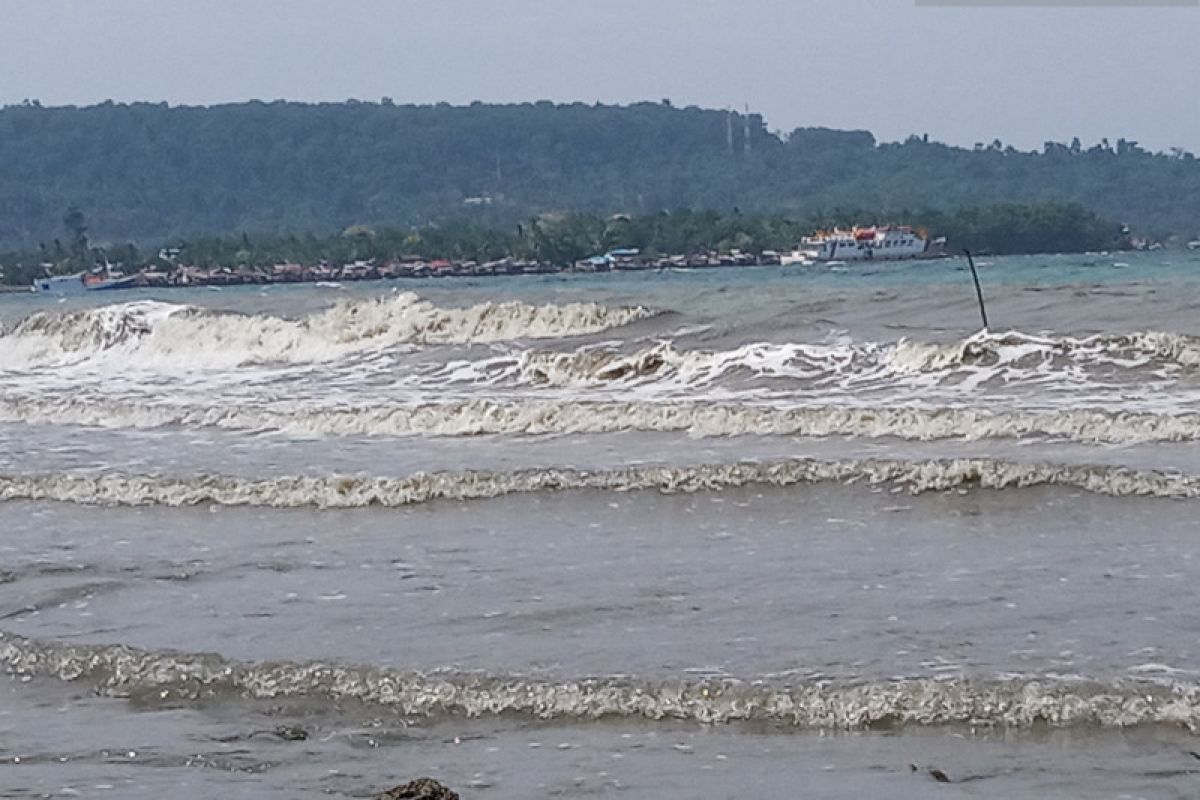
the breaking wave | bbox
[4,632,1199,731]
[2,457,1198,508]
[502,329,1200,392]
[3,395,1200,444]
[889,329,1200,372]
[0,294,656,368]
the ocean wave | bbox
[0,294,656,368]
[4,632,1199,731]
[503,329,1200,392]
[3,396,1200,444]
[890,329,1200,372]
[2,457,1198,509]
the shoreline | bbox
[9,251,962,293]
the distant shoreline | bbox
[17,250,968,294]
[2,202,1132,288]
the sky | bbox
[2,0,1199,152]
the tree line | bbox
[0,100,1196,254]
[0,203,1128,284]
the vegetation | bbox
[0,100,1196,255]
[1,204,1127,284]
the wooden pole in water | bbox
[964,249,989,330]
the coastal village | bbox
[16,249,779,292]
[19,226,958,292]
[111,249,778,288]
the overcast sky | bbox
[2,0,1198,152]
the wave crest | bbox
[3,396,1199,444]
[890,329,1200,373]
[3,632,1198,731]
[508,329,1200,393]
[2,457,1198,508]
[0,294,655,367]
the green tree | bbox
[63,205,89,267]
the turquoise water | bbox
[5,250,1199,316]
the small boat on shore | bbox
[779,251,814,267]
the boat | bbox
[33,264,137,294]
[792,226,934,262]
[82,271,137,291]
[32,272,88,294]
[779,250,814,267]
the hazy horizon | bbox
[3,0,1198,152]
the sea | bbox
[2,251,1200,799]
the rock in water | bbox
[273,725,309,741]
[375,778,460,800]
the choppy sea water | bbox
[3,252,1200,798]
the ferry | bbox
[783,226,940,264]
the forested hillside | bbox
[1,100,1197,248]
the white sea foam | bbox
[5,312,1200,428]
[4,632,1199,731]
[890,329,1200,371]
[2,395,1199,444]
[2,457,1198,508]
[371,329,1200,415]
[503,329,1200,391]
[0,294,656,369]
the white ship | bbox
[32,272,88,294]
[782,226,939,264]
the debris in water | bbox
[911,763,951,783]
[375,777,460,800]
[273,724,310,741]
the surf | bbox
[4,395,1200,444]
[3,456,1200,508]
[4,631,1200,732]
[0,293,657,369]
